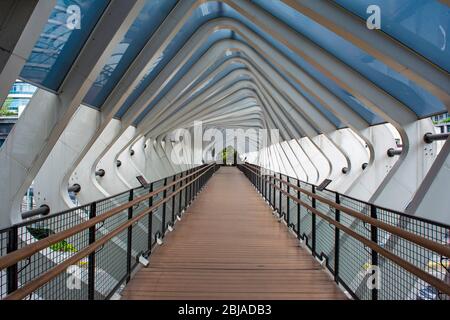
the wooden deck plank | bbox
[121,167,346,300]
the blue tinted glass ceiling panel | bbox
[253,0,446,118]
[225,3,382,125]
[115,2,226,119]
[186,52,244,93]
[83,0,177,108]
[334,0,450,73]
[132,29,237,124]
[20,0,109,91]
[118,1,382,127]
[138,60,248,126]
[232,33,342,129]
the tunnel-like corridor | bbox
[0,0,450,302]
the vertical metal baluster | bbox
[162,178,167,237]
[297,180,301,238]
[171,175,176,224]
[311,185,316,255]
[184,170,189,209]
[147,183,153,255]
[126,189,134,283]
[286,176,290,224]
[334,193,340,283]
[88,202,96,300]
[371,204,378,300]
[272,174,276,208]
[6,225,18,294]
[278,174,282,216]
[179,172,184,214]
[268,173,271,205]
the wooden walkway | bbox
[122,167,346,300]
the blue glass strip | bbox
[335,0,450,73]
[253,0,446,118]
[20,0,109,91]
[83,0,177,108]
[116,1,384,127]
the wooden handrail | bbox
[0,164,214,271]
[268,181,450,296]
[241,163,450,259]
[240,163,450,295]
[2,164,216,300]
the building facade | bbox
[432,112,450,133]
[2,80,36,115]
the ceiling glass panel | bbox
[83,0,177,108]
[334,0,450,73]
[136,61,249,126]
[115,1,384,128]
[253,0,446,118]
[19,0,109,91]
[131,29,238,124]
[115,2,227,119]
[232,34,343,129]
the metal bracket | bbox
[298,239,305,247]
[317,256,327,268]
[138,255,149,267]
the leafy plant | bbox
[27,227,54,239]
[0,98,17,116]
[50,240,77,253]
[27,227,77,253]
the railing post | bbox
[126,189,134,283]
[370,204,378,300]
[258,167,261,192]
[334,193,340,283]
[262,170,265,199]
[311,185,316,255]
[195,172,202,197]
[297,180,301,238]
[184,170,189,209]
[286,177,290,224]
[171,175,176,224]
[6,226,18,294]
[188,170,193,205]
[194,170,198,197]
[88,202,97,300]
[162,178,168,236]
[147,183,153,255]
[179,172,184,213]
[278,174,282,216]
[272,174,276,208]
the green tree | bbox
[0,98,17,116]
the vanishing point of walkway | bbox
[122,167,346,300]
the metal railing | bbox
[0,163,219,300]
[239,163,450,300]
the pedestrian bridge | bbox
[122,167,346,300]
[0,164,449,300]
[0,0,449,301]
